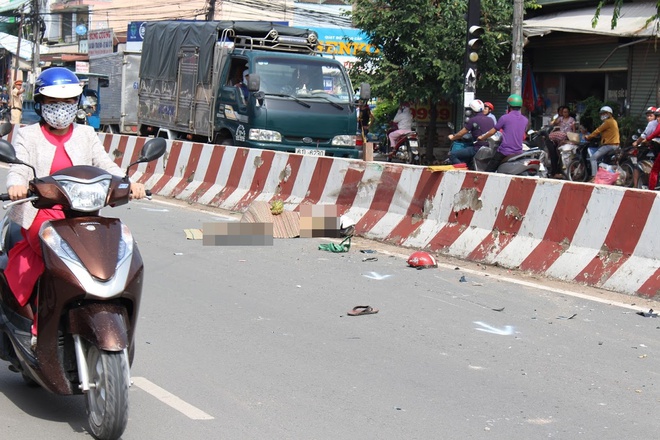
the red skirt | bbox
[5,209,65,306]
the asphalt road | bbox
[0,170,659,439]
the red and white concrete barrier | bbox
[100,134,660,299]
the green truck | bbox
[138,21,369,158]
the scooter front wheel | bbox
[567,159,589,182]
[86,346,129,440]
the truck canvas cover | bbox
[140,21,314,83]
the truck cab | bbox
[138,21,369,158]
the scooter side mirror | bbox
[0,122,13,138]
[137,138,167,163]
[447,122,455,130]
[0,139,21,165]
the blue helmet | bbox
[34,67,83,101]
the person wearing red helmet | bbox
[483,102,497,124]
[5,67,147,342]
[633,107,659,148]
[640,107,660,189]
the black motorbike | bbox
[566,140,620,182]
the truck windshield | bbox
[254,57,352,104]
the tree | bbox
[349,0,538,163]
[593,0,660,33]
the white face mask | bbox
[600,114,609,121]
[42,102,78,130]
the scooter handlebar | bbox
[0,193,9,201]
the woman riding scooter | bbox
[5,67,146,346]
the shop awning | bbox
[524,2,659,38]
[0,31,49,60]
[0,0,29,14]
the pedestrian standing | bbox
[10,80,25,125]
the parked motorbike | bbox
[386,126,421,165]
[0,126,166,440]
[473,132,543,176]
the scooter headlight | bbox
[41,223,82,265]
[54,175,111,212]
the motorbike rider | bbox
[639,107,660,189]
[583,106,620,179]
[387,101,413,152]
[5,67,146,343]
[633,107,659,148]
[477,93,528,172]
[448,99,495,168]
[483,102,497,124]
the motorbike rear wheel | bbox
[617,161,635,187]
[567,159,589,182]
[86,346,129,440]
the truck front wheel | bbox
[215,134,234,146]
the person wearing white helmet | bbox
[447,99,495,168]
[5,67,147,334]
[584,105,619,178]
[633,107,659,148]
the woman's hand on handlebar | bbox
[8,185,27,201]
[129,182,146,200]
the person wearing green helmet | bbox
[477,93,529,172]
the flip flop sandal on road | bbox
[347,305,379,316]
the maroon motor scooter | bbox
[0,126,166,440]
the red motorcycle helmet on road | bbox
[407,251,438,269]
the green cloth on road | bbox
[318,236,351,253]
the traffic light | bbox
[467,25,484,63]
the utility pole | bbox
[206,0,216,21]
[32,0,41,81]
[462,0,482,108]
[511,0,524,95]
[13,8,24,83]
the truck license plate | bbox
[409,140,418,147]
[296,148,326,156]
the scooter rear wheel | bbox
[567,159,589,182]
[85,346,129,440]
[617,161,634,187]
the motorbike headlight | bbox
[331,135,356,146]
[249,129,282,142]
[76,109,87,119]
[55,175,111,212]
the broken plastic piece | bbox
[459,275,467,282]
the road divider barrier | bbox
[101,133,660,299]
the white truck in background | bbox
[89,51,141,134]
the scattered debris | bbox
[318,236,351,253]
[360,250,376,254]
[362,257,378,262]
[173,252,183,256]
[184,229,203,240]
[473,282,483,286]
[557,313,578,320]
[459,275,467,283]
[492,307,505,312]
[636,309,658,318]
[363,272,392,280]
[347,305,379,316]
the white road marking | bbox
[132,376,214,420]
